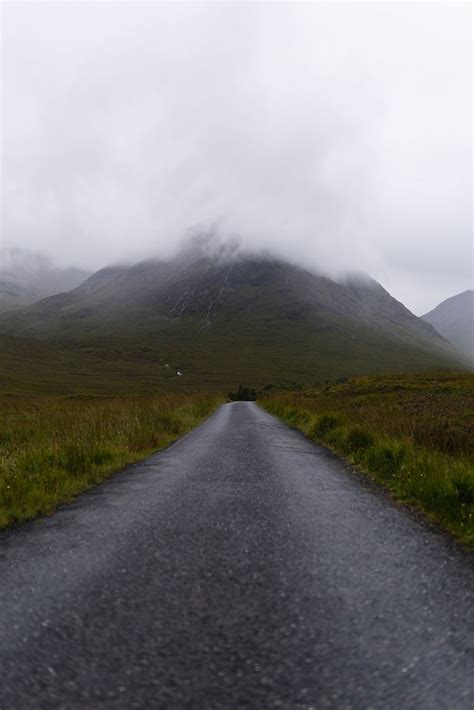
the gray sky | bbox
[1,1,472,314]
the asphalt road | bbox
[0,402,473,709]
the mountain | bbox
[0,250,466,392]
[0,249,90,311]
[422,290,474,359]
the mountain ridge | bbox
[0,249,91,311]
[0,251,466,391]
[422,290,474,359]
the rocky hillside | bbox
[0,250,465,389]
[422,290,474,359]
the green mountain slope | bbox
[422,290,474,359]
[0,335,176,396]
[0,253,466,393]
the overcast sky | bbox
[1,1,472,313]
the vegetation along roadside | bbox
[0,393,220,529]
[261,372,474,546]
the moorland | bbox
[262,371,474,544]
[0,249,472,542]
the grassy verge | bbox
[261,372,474,546]
[0,393,220,529]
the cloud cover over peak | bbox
[1,2,472,313]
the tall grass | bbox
[0,394,219,528]
[262,372,474,545]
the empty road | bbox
[0,402,473,709]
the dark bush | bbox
[262,382,303,392]
[367,443,406,479]
[346,427,374,451]
[312,415,341,438]
[228,384,257,402]
[453,475,474,505]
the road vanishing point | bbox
[0,402,473,709]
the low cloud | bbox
[1,2,472,313]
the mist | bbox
[1,2,472,314]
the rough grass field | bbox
[261,372,474,545]
[0,393,219,528]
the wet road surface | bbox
[0,402,473,708]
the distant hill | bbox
[0,249,90,311]
[0,249,466,392]
[422,290,474,359]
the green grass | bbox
[261,371,474,545]
[0,393,220,528]
[0,315,466,398]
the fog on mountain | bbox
[2,2,472,314]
